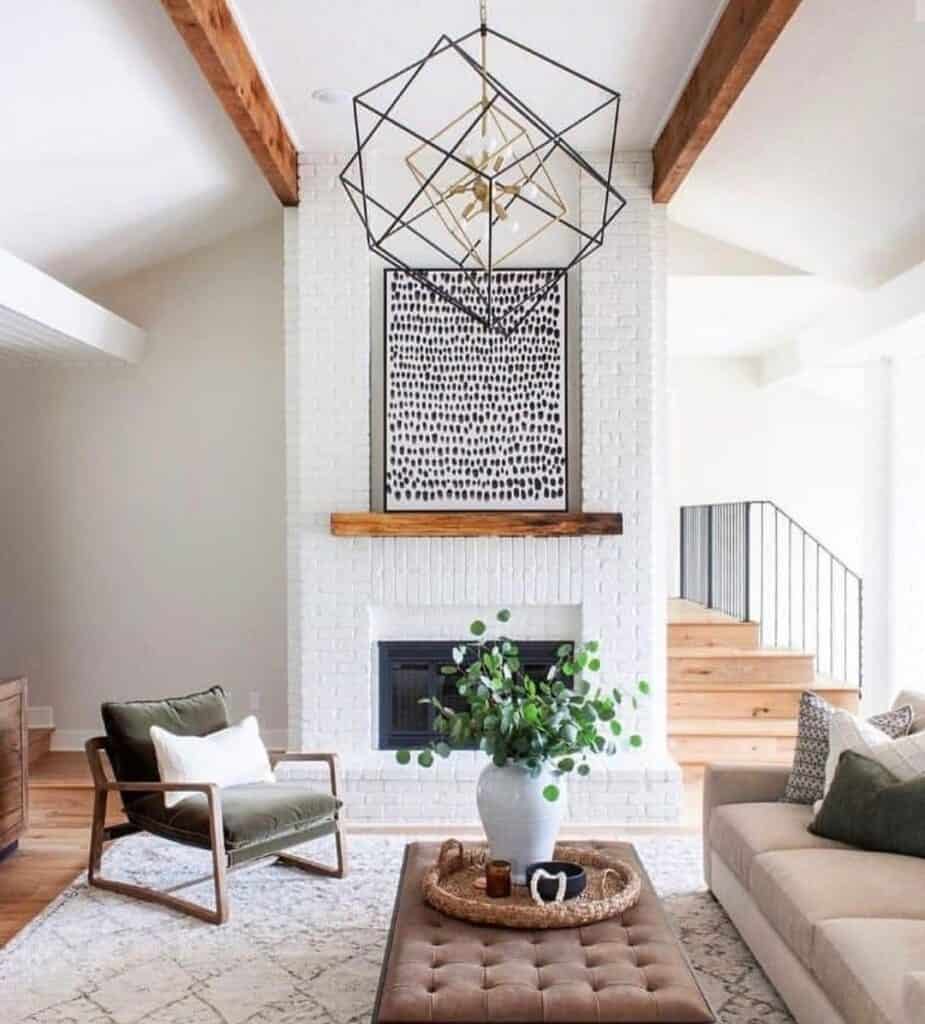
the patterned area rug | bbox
[0,834,793,1024]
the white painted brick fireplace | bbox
[283,151,681,824]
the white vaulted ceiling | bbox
[231,0,725,152]
[4,0,922,356]
[0,0,277,291]
[0,0,725,295]
[669,0,925,288]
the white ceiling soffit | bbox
[0,250,145,366]
[668,274,856,359]
[667,222,807,277]
[231,0,725,152]
[0,0,277,291]
[761,255,925,383]
[669,0,925,288]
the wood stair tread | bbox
[668,646,814,659]
[668,599,749,625]
[669,718,798,737]
[669,678,856,692]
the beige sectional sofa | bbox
[704,763,925,1024]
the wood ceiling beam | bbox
[653,0,802,204]
[161,0,299,206]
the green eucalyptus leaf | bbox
[435,742,451,759]
[610,720,623,736]
[586,640,599,653]
[556,643,573,658]
[470,619,486,637]
[562,661,575,677]
[629,734,643,748]
[542,784,560,802]
[396,749,411,765]
[577,763,591,777]
[589,658,601,672]
[496,608,511,623]
[440,665,458,675]
[418,750,434,767]
[638,679,650,695]
[557,757,575,772]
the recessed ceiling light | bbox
[312,88,351,105]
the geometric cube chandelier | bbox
[341,1,626,336]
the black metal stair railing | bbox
[679,501,862,689]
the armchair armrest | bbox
[102,780,220,796]
[83,737,227,865]
[271,752,343,804]
[703,763,791,888]
[85,737,220,799]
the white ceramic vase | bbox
[476,761,566,884]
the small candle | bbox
[485,859,512,898]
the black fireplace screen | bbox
[377,639,567,750]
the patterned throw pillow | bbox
[781,691,913,804]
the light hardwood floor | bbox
[0,752,704,947]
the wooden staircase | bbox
[667,599,859,766]
[27,726,54,766]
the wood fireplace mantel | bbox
[329,512,622,538]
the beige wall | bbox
[0,218,286,744]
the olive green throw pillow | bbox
[810,749,925,857]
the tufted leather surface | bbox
[374,841,714,1024]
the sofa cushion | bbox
[782,691,912,804]
[812,750,925,858]
[102,687,230,806]
[709,801,849,888]
[128,782,339,851]
[812,918,925,1024]
[749,848,925,965]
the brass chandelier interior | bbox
[341,0,626,335]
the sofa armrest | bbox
[703,763,791,888]
[904,972,925,1024]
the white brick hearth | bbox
[283,151,680,824]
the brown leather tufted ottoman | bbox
[372,841,714,1024]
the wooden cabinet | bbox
[0,677,28,858]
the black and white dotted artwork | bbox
[385,269,567,511]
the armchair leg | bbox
[277,820,348,879]
[85,779,230,925]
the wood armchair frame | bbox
[85,739,347,925]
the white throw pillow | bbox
[150,716,275,808]
[819,709,925,810]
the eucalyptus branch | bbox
[395,609,648,800]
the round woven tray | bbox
[422,839,642,929]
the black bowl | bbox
[525,861,586,902]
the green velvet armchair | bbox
[84,686,346,924]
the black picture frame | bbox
[383,267,569,513]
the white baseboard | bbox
[49,727,289,752]
[27,706,54,728]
